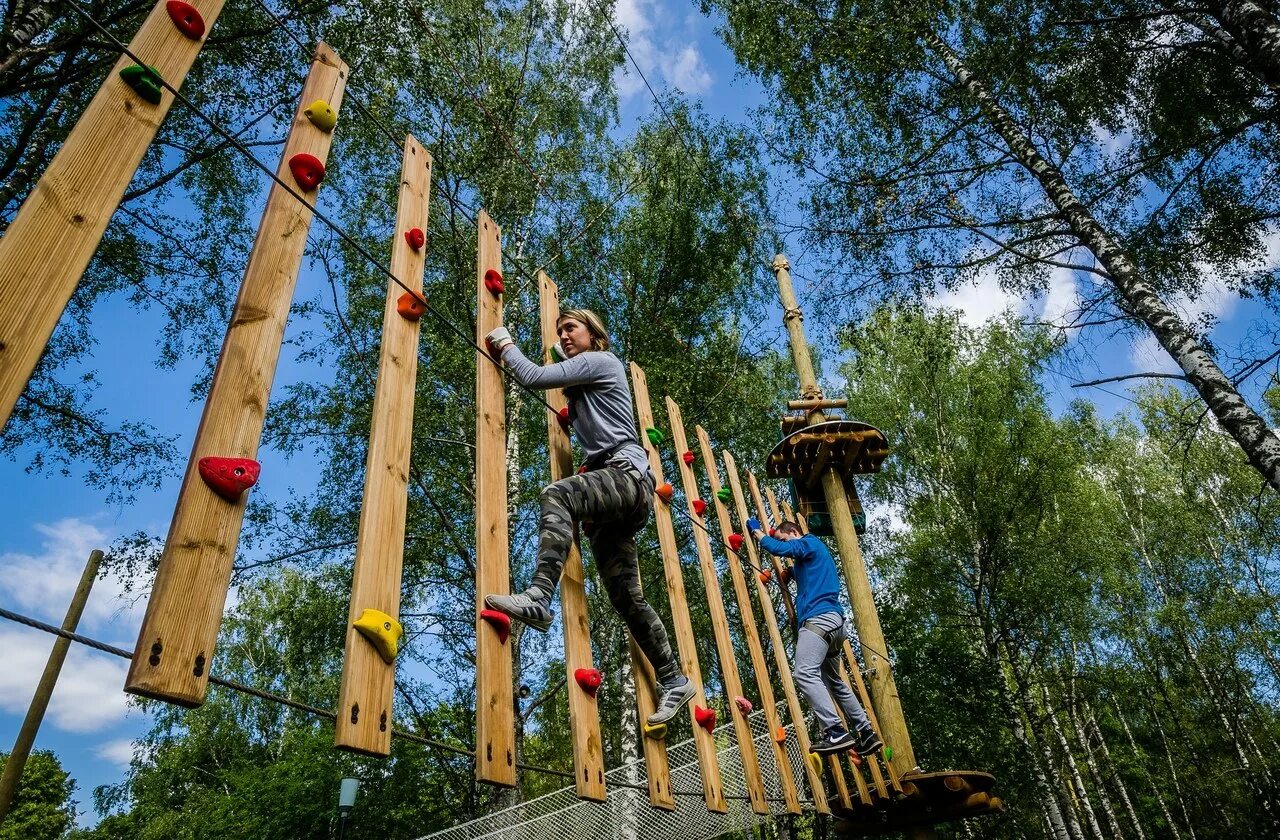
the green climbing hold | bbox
[120,65,163,105]
[645,427,664,446]
[884,745,893,760]
[549,343,566,362]
[716,487,732,503]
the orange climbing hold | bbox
[728,533,744,551]
[288,153,325,191]
[165,1,205,39]
[759,569,772,583]
[405,227,425,251]
[197,456,259,502]
[691,498,707,516]
[397,292,425,321]
[480,609,511,644]
[779,567,792,586]
[483,268,504,296]
[734,696,753,716]
[694,704,716,732]
[655,483,674,502]
[681,450,695,465]
[574,667,602,698]
[773,726,787,743]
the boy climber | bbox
[747,517,884,755]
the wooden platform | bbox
[766,419,889,481]
[833,770,1002,836]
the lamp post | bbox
[336,777,359,840]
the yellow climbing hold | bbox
[642,720,668,740]
[353,608,403,664]
[808,751,823,778]
[304,99,337,132]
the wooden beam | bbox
[787,399,848,411]
[751,476,797,630]
[0,0,228,430]
[537,271,606,802]
[125,43,348,706]
[473,211,514,787]
[712,449,803,815]
[664,414,766,816]
[334,136,432,757]
[629,364,726,814]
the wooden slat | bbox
[334,137,432,756]
[843,640,902,795]
[663,413,766,816]
[629,364,726,814]
[752,477,797,630]
[474,211,514,787]
[537,272,606,802]
[713,450,803,815]
[629,636,675,810]
[0,0,228,430]
[125,43,348,706]
[829,754,854,811]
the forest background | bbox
[0,0,1278,839]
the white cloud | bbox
[94,738,138,767]
[612,0,713,101]
[928,267,1023,329]
[670,45,712,95]
[1039,266,1081,327]
[0,629,132,732]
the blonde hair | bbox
[557,308,611,352]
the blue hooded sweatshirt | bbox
[758,533,842,626]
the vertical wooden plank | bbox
[536,272,607,802]
[837,657,889,801]
[757,484,798,630]
[474,210,514,787]
[334,137,432,756]
[665,413,767,816]
[725,454,830,814]
[0,0,228,430]
[125,43,348,706]
[629,364,726,814]
[628,636,675,811]
[842,641,901,794]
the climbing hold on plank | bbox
[303,99,337,132]
[682,450,695,465]
[779,567,791,586]
[556,406,571,431]
[759,569,771,583]
[691,498,707,516]
[884,745,894,761]
[288,153,325,191]
[165,1,205,39]
[397,292,425,321]
[850,752,862,767]
[574,667,602,698]
[773,726,787,744]
[353,608,403,664]
[483,268,504,296]
[808,751,823,778]
[694,704,716,733]
[119,65,163,105]
[645,427,665,446]
[404,227,425,251]
[197,456,260,502]
[769,527,777,537]
[549,343,566,362]
[734,696,753,716]
[480,609,511,644]
[728,533,745,552]
[715,487,732,503]
[655,483,674,502]
[577,464,588,475]
[643,720,667,740]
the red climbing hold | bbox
[166,1,205,39]
[480,609,511,644]
[734,696,753,716]
[198,456,260,502]
[397,292,425,322]
[728,533,745,551]
[405,227,425,251]
[691,498,707,516]
[850,752,863,766]
[574,667,602,698]
[779,567,792,586]
[484,268,504,296]
[288,153,325,191]
[655,483,674,502]
[773,726,787,744]
[759,569,772,583]
[769,527,777,537]
[556,406,571,431]
[694,705,716,733]
[682,450,695,465]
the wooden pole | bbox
[125,44,348,706]
[334,136,432,757]
[753,479,797,630]
[536,271,607,802]
[629,363,726,814]
[773,253,918,775]
[0,0,227,431]
[0,550,102,824]
[474,210,515,787]
[665,413,767,816]
[725,453,831,815]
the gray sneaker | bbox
[484,591,553,632]
[646,676,695,727]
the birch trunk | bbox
[1005,660,1077,840]
[1084,706,1146,840]
[1114,699,1186,840]
[1065,681,1125,840]
[1043,683,1106,840]
[1206,0,1280,88]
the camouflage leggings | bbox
[530,464,681,684]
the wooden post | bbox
[753,479,797,630]
[537,271,607,802]
[665,412,767,816]
[629,363,726,814]
[724,453,831,814]
[0,550,102,823]
[125,44,348,706]
[702,442,803,815]
[474,210,514,787]
[773,253,917,775]
[334,137,432,757]
[0,0,227,431]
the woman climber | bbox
[747,517,884,756]
[482,309,694,727]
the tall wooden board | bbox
[629,364,726,814]
[0,0,228,430]
[334,136,432,756]
[474,211,515,787]
[125,44,348,706]
[758,486,798,630]
[537,272,606,801]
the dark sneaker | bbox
[856,729,884,756]
[812,729,857,754]
[646,676,695,727]
[484,591,553,632]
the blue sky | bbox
[2,0,1279,828]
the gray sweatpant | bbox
[794,611,872,737]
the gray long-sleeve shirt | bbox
[500,345,652,478]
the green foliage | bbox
[0,750,77,840]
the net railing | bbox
[419,705,814,840]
